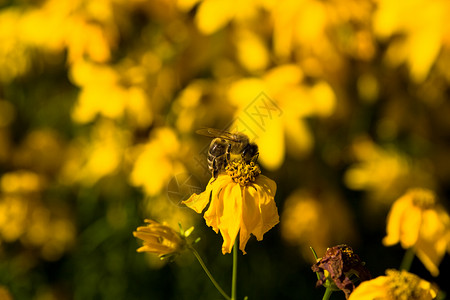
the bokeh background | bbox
[1,0,450,299]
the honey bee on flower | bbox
[196,128,259,179]
[184,128,279,254]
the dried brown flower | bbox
[311,244,371,298]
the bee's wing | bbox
[196,128,242,141]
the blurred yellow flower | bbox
[133,219,186,258]
[272,0,375,64]
[0,286,13,300]
[0,171,76,261]
[193,0,263,35]
[22,205,76,261]
[348,269,438,300]
[344,137,409,195]
[228,64,336,170]
[235,28,269,72]
[344,137,435,212]
[13,129,66,175]
[383,188,450,277]
[0,170,44,194]
[70,60,152,127]
[60,120,129,185]
[281,189,358,262]
[374,0,450,82]
[0,9,32,82]
[272,0,328,59]
[65,16,112,64]
[129,127,186,197]
[0,172,43,243]
[173,80,208,134]
[0,195,28,242]
[183,160,279,254]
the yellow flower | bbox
[374,0,450,82]
[129,127,186,197]
[0,286,13,300]
[183,160,279,254]
[383,188,450,276]
[60,120,129,186]
[348,269,438,300]
[133,219,187,259]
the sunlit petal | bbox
[219,183,242,254]
[399,206,421,248]
[258,117,285,170]
[383,196,410,246]
[347,276,389,300]
[195,0,234,34]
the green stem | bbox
[400,247,415,272]
[189,246,231,300]
[322,287,333,300]
[231,238,238,300]
[310,247,321,281]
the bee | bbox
[196,128,259,179]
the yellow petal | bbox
[239,175,279,253]
[138,244,174,255]
[415,245,441,277]
[400,205,422,248]
[182,178,214,213]
[348,276,389,300]
[258,117,285,171]
[254,176,279,238]
[235,29,269,72]
[414,209,447,276]
[218,183,243,254]
[239,186,261,254]
[133,230,158,243]
[383,196,411,246]
[284,117,313,159]
[195,0,234,35]
[203,176,230,233]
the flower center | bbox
[410,188,435,209]
[225,160,261,186]
[386,270,428,300]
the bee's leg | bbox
[252,152,259,162]
[210,175,217,183]
[226,144,231,162]
[210,152,229,181]
[211,158,218,181]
